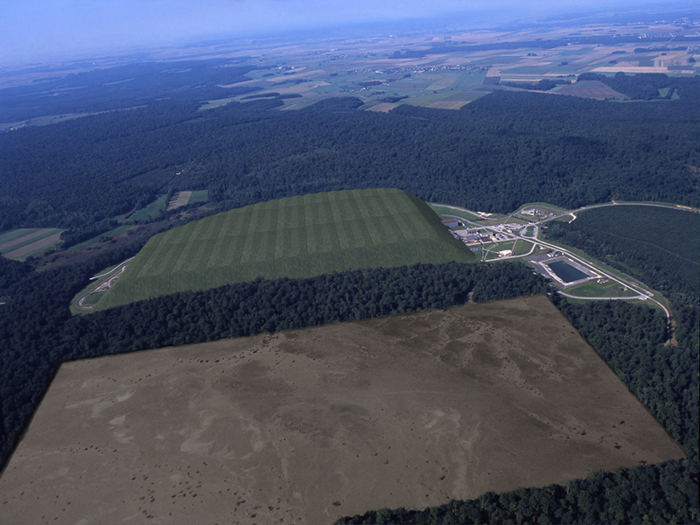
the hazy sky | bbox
[0,0,682,65]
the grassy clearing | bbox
[513,239,534,256]
[429,204,483,222]
[68,225,135,251]
[95,189,476,311]
[124,196,168,223]
[188,190,208,204]
[567,280,639,298]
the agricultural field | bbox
[166,190,209,211]
[189,20,698,113]
[94,189,475,310]
[124,195,168,223]
[0,228,63,261]
[0,296,684,524]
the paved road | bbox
[538,201,699,226]
[434,202,674,325]
[74,257,134,311]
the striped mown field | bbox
[95,189,475,310]
[0,228,64,261]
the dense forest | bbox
[546,206,700,306]
[0,59,259,122]
[546,206,700,359]
[1,77,698,232]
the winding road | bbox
[434,201,690,326]
[74,257,134,311]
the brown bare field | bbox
[428,100,470,110]
[0,296,683,524]
[166,191,192,211]
[3,231,63,260]
[0,228,54,252]
[555,81,627,100]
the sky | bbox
[0,0,686,65]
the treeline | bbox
[337,296,699,525]
[500,79,570,91]
[59,219,118,249]
[0,257,547,471]
[545,206,700,297]
[577,72,698,100]
[337,461,696,525]
[390,35,700,59]
[545,206,700,308]
[0,59,260,122]
[1,85,698,231]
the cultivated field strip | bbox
[95,189,475,310]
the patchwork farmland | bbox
[0,228,63,261]
[94,189,475,310]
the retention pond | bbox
[546,260,590,283]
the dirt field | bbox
[167,191,192,211]
[0,296,684,525]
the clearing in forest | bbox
[0,295,684,524]
[554,81,627,100]
[0,228,64,261]
[94,188,475,310]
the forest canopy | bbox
[1,79,698,232]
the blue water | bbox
[547,260,588,283]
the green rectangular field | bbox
[94,189,476,311]
[124,195,168,223]
[188,190,209,204]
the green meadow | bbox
[95,189,475,310]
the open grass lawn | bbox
[512,239,534,256]
[187,190,208,204]
[124,195,168,223]
[67,224,135,251]
[567,280,637,298]
[96,189,475,310]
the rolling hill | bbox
[94,188,475,310]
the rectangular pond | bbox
[546,260,590,283]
